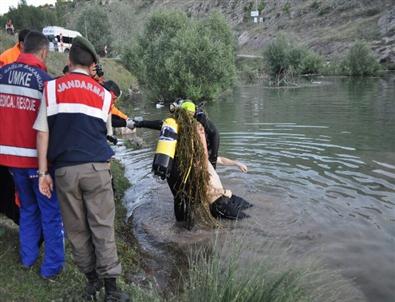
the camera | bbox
[95,64,104,77]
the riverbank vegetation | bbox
[338,41,382,76]
[75,5,112,54]
[262,34,323,86]
[258,35,383,86]
[122,10,236,102]
[183,246,311,302]
[178,236,364,302]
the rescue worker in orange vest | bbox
[0,29,30,67]
[102,80,131,128]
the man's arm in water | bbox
[217,156,248,173]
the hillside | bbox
[0,32,136,92]
[66,0,394,67]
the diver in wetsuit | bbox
[128,100,252,222]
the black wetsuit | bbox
[136,115,251,222]
[135,117,219,221]
[136,114,220,167]
[111,115,127,128]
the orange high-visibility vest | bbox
[111,105,128,120]
[0,43,21,67]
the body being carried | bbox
[147,103,252,228]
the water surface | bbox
[118,75,395,301]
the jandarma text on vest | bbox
[57,79,105,99]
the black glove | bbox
[107,135,118,145]
[133,116,144,128]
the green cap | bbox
[71,36,99,63]
[181,100,196,113]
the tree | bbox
[123,10,236,102]
[3,2,58,31]
[340,41,381,76]
[76,5,112,54]
[262,34,323,85]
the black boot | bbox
[104,278,130,302]
[83,270,103,301]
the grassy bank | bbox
[0,160,157,302]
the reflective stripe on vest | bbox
[0,145,37,157]
[46,79,112,122]
[0,84,43,100]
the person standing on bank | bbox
[0,29,30,67]
[0,31,64,279]
[34,36,130,302]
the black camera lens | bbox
[95,64,104,77]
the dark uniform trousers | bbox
[55,162,122,277]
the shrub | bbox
[300,52,324,74]
[76,5,112,54]
[310,1,320,10]
[262,35,323,85]
[340,41,381,76]
[258,0,266,12]
[283,2,291,15]
[123,10,236,102]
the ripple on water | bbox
[119,78,395,302]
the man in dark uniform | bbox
[34,36,130,302]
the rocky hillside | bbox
[68,0,394,67]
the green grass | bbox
[46,51,68,77]
[0,160,159,302]
[0,31,17,53]
[180,240,312,302]
[179,236,363,302]
[100,58,138,93]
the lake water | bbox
[117,75,395,301]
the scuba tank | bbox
[152,117,179,179]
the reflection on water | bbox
[117,75,395,302]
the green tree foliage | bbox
[53,0,71,27]
[263,35,323,85]
[258,1,266,12]
[340,41,381,76]
[1,2,58,31]
[76,5,112,54]
[123,10,236,102]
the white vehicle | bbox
[42,26,82,53]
